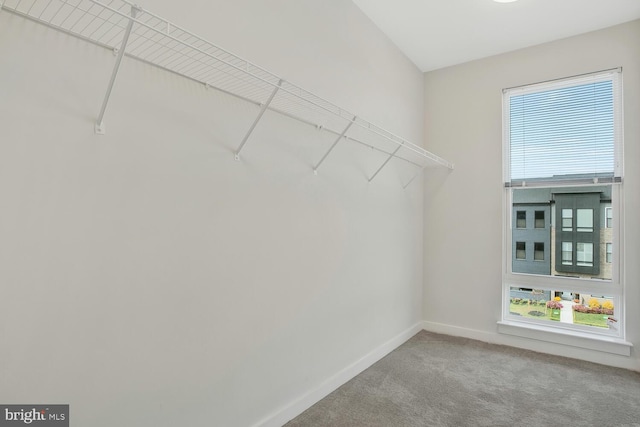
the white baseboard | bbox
[421,320,639,371]
[420,320,500,343]
[252,322,423,427]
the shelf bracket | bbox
[235,79,282,160]
[313,116,355,175]
[95,5,140,134]
[368,142,404,183]
[402,165,426,189]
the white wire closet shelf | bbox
[2,0,454,186]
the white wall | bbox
[423,20,640,371]
[0,1,426,426]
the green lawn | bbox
[573,312,609,328]
[509,302,551,320]
[510,302,610,328]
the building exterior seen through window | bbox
[512,185,612,279]
[510,184,615,330]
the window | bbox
[503,69,624,340]
[576,209,593,232]
[562,209,573,231]
[534,242,544,261]
[515,242,526,260]
[576,243,594,267]
[535,211,545,228]
[561,242,573,265]
[606,207,613,228]
[516,211,526,228]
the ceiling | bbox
[351,0,640,72]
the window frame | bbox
[501,69,625,344]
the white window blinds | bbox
[504,69,622,187]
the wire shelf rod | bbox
[89,0,280,83]
[112,43,432,170]
[113,0,281,79]
[79,0,439,163]
[2,0,453,175]
[124,33,270,103]
[200,78,427,169]
[121,20,274,101]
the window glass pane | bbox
[508,288,553,320]
[509,79,615,183]
[606,207,613,228]
[516,242,526,259]
[508,287,616,330]
[534,242,544,261]
[576,243,593,266]
[512,190,552,275]
[516,211,526,228]
[513,187,611,279]
[573,295,616,329]
[606,243,612,263]
[562,242,573,265]
[577,209,593,232]
[535,211,545,228]
[562,209,573,231]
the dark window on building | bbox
[516,211,526,228]
[534,211,545,228]
[534,242,544,261]
[516,242,526,260]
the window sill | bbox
[497,320,632,356]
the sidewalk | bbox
[560,299,576,324]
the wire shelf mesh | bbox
[2,0,454,175]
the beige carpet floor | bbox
[286,331,640,427]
